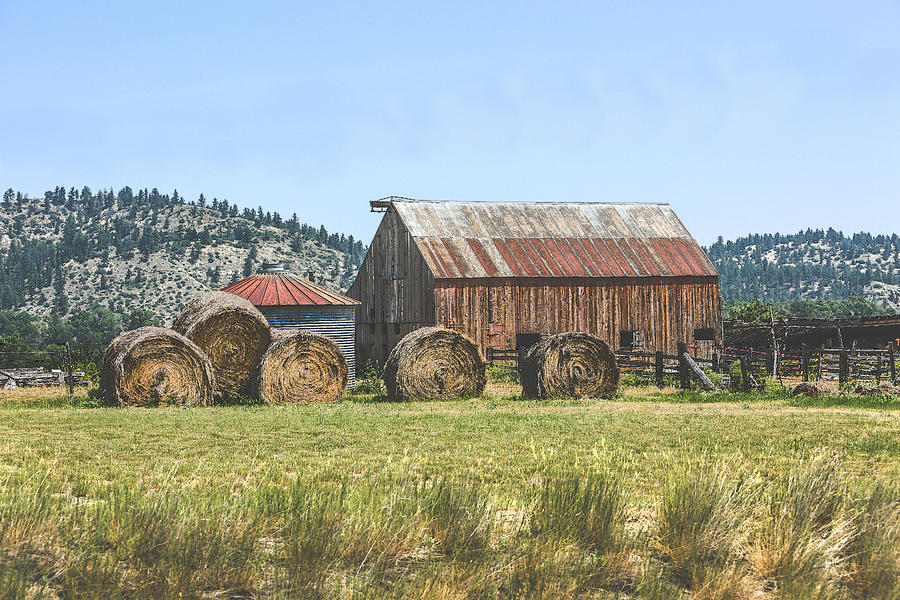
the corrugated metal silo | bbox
[222,263,360,385]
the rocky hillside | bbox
[707,229,900,312]
[0,186,366,323]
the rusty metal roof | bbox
[390,200,717,279]
[222,272,360,306]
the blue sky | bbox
[1,1,898,245]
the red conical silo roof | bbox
[222,268,359,307]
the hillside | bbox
[0,186,366,324]
[707,229,900,312]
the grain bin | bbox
[222,263,360,385]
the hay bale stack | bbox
[101,327,216,407]
[521,332,619,399]
[254,331,348,403]
[173,291,272,398]
[384,327,486,401]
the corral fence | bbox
[487,340,900,391]
[487,341,719,391]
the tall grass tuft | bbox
[2,458,895,598]
[843,483,900,599]
[748,454,853,598]
[653,463,759,593]
[530,470,623,554]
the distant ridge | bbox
[706,229,900,311]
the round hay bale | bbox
[383,327,486,401]
[173,291,272,398]
[101,327,216,407]
[520,332,619,399]
[254,331,348,403]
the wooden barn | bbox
[348,199,721,368]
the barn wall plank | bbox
[433,277,721,359]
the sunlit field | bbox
[1,384,898,599]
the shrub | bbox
[349,359,384,396]
[486,364,517,384]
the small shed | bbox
[222,263,360,384]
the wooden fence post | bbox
[890,342,896,385]
[801,344,808,382]
[712,352,719,373]
[677,342,689,390]
[839,348,849,386]
[684,353,716,391]
[654,351,664,388]
[817,345,824,382]
[65,342,74,396]
[739,352,750,392]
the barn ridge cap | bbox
[385,198,672,207]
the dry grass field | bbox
[0,383,898,599]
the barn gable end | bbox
[348,207,436,368]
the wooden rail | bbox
[487,338,899,391]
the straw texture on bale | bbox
[254,330,348,403]
[173,291,272,398]
[101,327,216,407]
[383,327,486,401]
[520,332,619,399]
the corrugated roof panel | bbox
[466,239,500,277]
[390,200,717,279]
[419,239,450,279]
[441,238,471,278]
[618,238,649,277]
[522,238,557,277]
[530,239,565,277]
[659,237,694,276]
[429,239,460,278]
[577,238,611,277]
[555,239,586,277]
[649,238,675,276]
[628,238,660,277]
[222,272,359,306]
[492,239,527,277]
[506,239,540,276]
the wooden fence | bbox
[487,342,719,390]
[0,342,82,393]
[487,340,899,391]
[718,344,898,386]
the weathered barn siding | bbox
[433,277,721,358]
[348,208,435,368]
